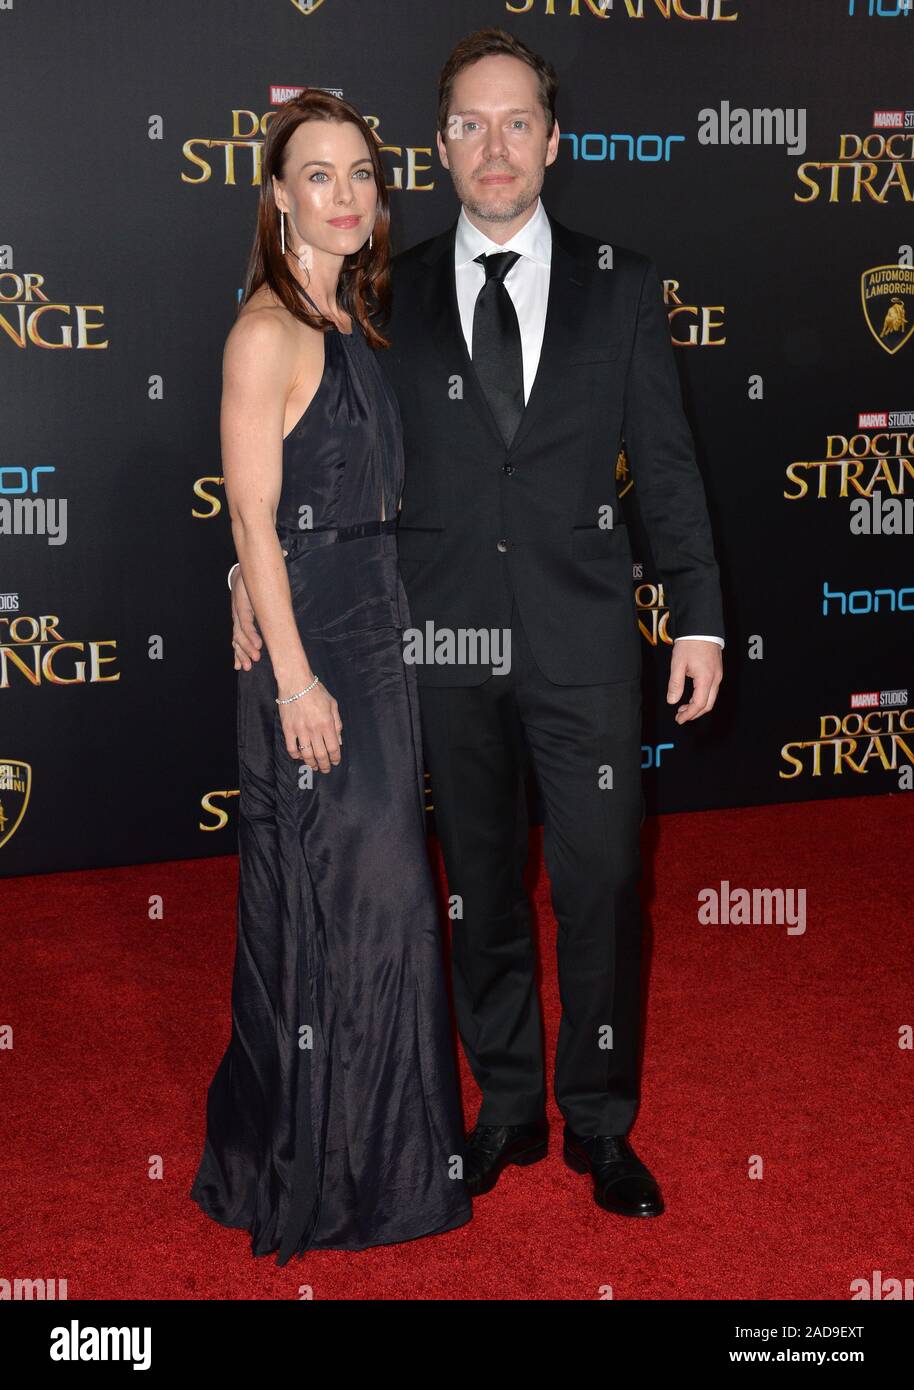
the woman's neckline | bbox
[301,288,354,337]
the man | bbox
[231,27,724,1219]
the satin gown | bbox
[189,292,472,1264]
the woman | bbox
[188,90,472,1264]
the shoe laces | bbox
[585,1134,629,1164]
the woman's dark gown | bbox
[189,292,472,1264]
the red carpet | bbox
[2,793,911,1300]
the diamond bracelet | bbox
[275,675,321,705]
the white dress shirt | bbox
[454,196,724,651]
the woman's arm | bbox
[221,312,342,773]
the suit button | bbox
[496,539,508,553]
[503,463,514,475]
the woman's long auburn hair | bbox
[240,89,391,348]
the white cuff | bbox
[227,561,239,592]
[674,634,724,649]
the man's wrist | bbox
[675,634,724,650]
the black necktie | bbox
[470,250,524,447]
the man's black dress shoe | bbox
[464,1120,549,1196]
[563,1126,665,1216]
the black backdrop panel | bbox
[1,1,911,876]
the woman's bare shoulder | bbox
[223,286,323,413]
[233,284,289,341]
[230,284,320,358]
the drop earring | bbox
[369,230,373,251]
[281,211,311,272]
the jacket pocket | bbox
[570,521,628,560]
[567,345,622,366]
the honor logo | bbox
[848,0,912,17]
[560,130,686,163]
[821,580,914,615]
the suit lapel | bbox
[508,215,591,458]
[422,222,504,448]
[420,210,592,457]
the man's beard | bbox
[453,166,541,224]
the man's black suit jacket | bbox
[377,208,724,687]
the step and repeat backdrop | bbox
[1,0,911,876]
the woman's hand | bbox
[277,681,343,773]
[230,567,262,670]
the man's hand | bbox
[666,639,722,723]
[230,567,263,670]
